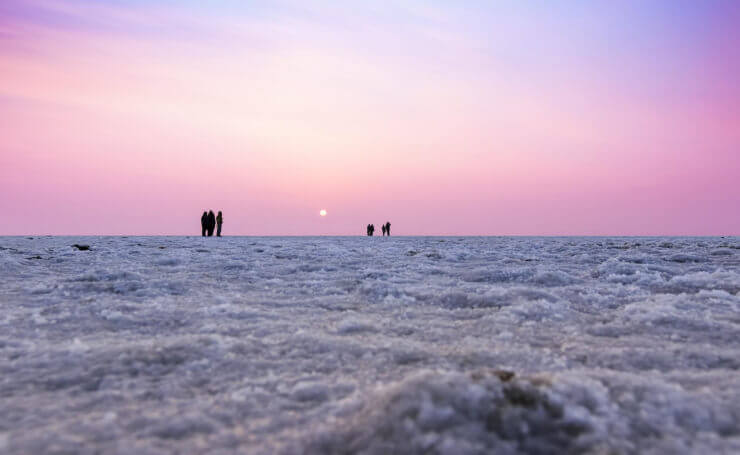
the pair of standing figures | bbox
[366,222,391,236]
[201,210,223,237]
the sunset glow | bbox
[1,1,738,235]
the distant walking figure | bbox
[381,224,387,236]
[216,211,223,237]
[366,224,371,236]
[370,224,375,236]
[201,211,208,237]
[385,221,391,236]
[207,210,216,236]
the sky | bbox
[1,0,738,235]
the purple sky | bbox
[1,0,739,235]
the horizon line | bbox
[2,234,737,238]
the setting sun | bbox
[319,209,327,217]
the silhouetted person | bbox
[385,221,391,236]
[366,224,371,236]
[207,210,216,236]
[201,211,207,237]
[370,224,375,236]
[381,224,387,236]
[216,211,223,237]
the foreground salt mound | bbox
[303,369,620,455]
[303,368,740,455]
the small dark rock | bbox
[72,244,90,251]
[493,370,516,382]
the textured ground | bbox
[1,236,739,454]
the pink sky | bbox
[1,0,738,235]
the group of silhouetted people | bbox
[200,212,392,237]
[201,210,223,237]
[366,222,391,236]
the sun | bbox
[319,209,327,217]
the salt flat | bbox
[1,236,739,454]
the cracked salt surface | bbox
[1,236,739,454]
